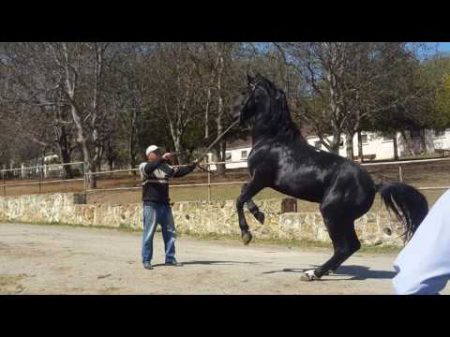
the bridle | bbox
[239,81,259,124]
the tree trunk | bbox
[215,52,226,176]
[105,140,115,172]
[60,42,96,188]
[127,110,138,175]
[55,125,73,179]
[357,130,364,162]
[94,144,103,173]
[420,129,426,154]
[393,133,399,160]
[220,140,227,176]
[400,130,416,156]
[205,86,211,139]
[345,131,354,160]
[212,145,225,176]
[54,103,74,179]
[328,131,341,154]
[69,104,96,188]
[173,136,185,164]
[59,146,73,179]
[107,158,113,171]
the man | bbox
[139,145,197,270]
[392,188,450,294]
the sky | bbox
[410,42,450,61]
[436,42,450,53]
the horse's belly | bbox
[272,180,324,203]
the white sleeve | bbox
[392,189,450,295]
[138,162,147,181]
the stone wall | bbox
[0,193,405,246]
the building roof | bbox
[226,137,252,149]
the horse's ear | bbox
[276,89,286,101]
[247,73,255,84]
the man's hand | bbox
[162,152,173,161]
[188,159,199,170]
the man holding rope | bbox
[139,145,197,270]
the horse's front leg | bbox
[236,180,264,245]
[241,183,265,225]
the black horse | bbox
[232,74,429,281]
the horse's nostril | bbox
[383,228,392,236]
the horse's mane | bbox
[254,76,304,142]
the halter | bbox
[239,81,260,124]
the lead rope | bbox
[194,119,240,175]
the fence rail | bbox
[1,157,450,201]
[1,161,85,196]
[0,161,85,174]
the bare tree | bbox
[0,42,77,175]
[43,42,110,187]
[281,42,429,159]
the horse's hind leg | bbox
[236,180,264,245]
[301,218,361,281]
[241,183,265,224]
[328,225,361,273]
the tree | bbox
[368,47,445,158]
[194,43,242,174]
[280,42,430,159]
[49,42,111,187]
[0,42,79,175]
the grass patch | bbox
[0,274,27,294]
[179,230,401,254]
[0,219,141,233]
[2,219,401,254]
[168,185,446,212]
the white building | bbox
[307,129,450,160]
[207,141,250,170]
[206,129,450,170]
[306,132,396,160]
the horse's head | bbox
[231,73,283,125]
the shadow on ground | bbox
[262,265,396,280]
[152,260,261,267]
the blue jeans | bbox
[142,203,177,264]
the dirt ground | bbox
[2,222,448,295]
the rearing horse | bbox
[232,73,429,281]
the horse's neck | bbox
[251,123,273,145]
[251,118,305,146]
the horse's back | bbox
[249,139,376,212]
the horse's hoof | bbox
[300,270,321,282]
[242,231,253,245]
[255,212,265,225]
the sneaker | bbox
[165,260,183,267]
[143,262,153,270]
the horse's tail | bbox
[376,182,429,242]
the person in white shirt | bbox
[393,189,450,295]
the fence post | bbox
[39,164,43,193]
[207,161,211,203]
[83,162,88,194]
[398,164,403,183]
[2,170,5,197]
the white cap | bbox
[145,145,160,157]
